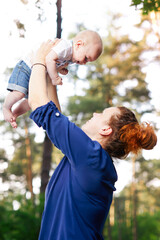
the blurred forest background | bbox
[0,0,160,239]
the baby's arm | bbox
[12,99,31,119]
[46,49,62,85]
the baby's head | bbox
[72,30,103,65]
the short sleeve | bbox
[52,39,72,60]
[30,101,102,168]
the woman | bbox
[28,40,157,240]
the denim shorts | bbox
[7,60,31,98]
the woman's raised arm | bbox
[28,39,61,111]
[46,75,61,112]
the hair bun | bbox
[120,122,157,154]
[138,122,157,150]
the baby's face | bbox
[72,43,100,65]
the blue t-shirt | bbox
[30,101,118,240]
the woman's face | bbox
[82,107,120,137]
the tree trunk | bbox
[114,197,122,240]
[40,133,53,193]
[107,215,112,240]
[24,124,34,200]
[56,0,62,38]
[40,0,62,193]
[132,155,137,240]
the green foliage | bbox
[137,212,160,240]
[0,194,45,240]
[131,0,160,14]
[103,211,160,240]
[103,218,132,240]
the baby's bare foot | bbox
[3,106,15,122]
[3,107,17,128]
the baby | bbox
[3,30,103,128]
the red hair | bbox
[120,122,157,155]
[104,107,157,159]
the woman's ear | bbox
[99,126,112,136]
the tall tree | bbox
[40,0,62,193]
[0,114,42,198]
[56,0,62,38]
[40,134,53,193]
[131,155,138,240]
[24,120,34,200]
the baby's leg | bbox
[3,91,25,128]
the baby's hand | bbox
[52,75,63,85]
[58,67,68,75]
[57,63,69,75]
